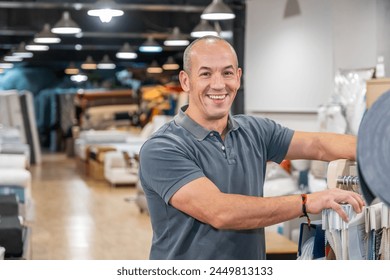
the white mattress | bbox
[0,90,27,143]
[81,104,139,129]
[79,129,134,143]
[0,127,22,143]
[0,154,28,169]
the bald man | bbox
[139,36,364,260]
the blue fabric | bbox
[0,185,25,204]
[139,106,294,260]
[298,221,325,259]
[35,88,78,150]
[0,67,58,97]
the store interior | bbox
[1,0,390,260]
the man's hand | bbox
[306,188,365,222]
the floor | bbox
[28,153,152,260]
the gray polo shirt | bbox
[139,106,294,259]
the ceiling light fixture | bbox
[34,24,61,44]
[191,19,219,38]
[51,11,82,34]
[162,56,180,70]
[81,56,97,70]
[212,21,232,39]
[87,0,124,23]
[116,43,137,59]
[139,37,162,53]
[65,62,79,75]
[0,61,14,69]
[147,60,163,74]
[25,41,49,51]
[201,0,236,20]
[3,52,23,62]
[71,73,88,83]
[164,27,190,47]
[97,55,116,69]
[12,42,34,58]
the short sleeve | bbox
[263,118,294,163]
[242,116,294,164]
[139,137,205,204]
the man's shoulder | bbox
[233,114,272,128]
[142,120,188,148]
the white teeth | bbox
[208,95,226,100]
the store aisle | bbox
[28,153,152,260]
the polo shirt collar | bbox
[174,105,240,141]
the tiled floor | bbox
[28,153,152,260]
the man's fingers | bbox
[330,201,349,222]
[340,194,364,214]
[349,193,365,213]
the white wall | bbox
[244,0,382,130]
[245,0,333,113]
[376,0,390,75]
[249,111,318,132]
[332,0,377,71]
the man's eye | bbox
[200,72,210,77]
[224,71,234,76]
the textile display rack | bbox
[298,91,390,260]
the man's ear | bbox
[179,70,190,92]
[236,67,242,91]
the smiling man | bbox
[180,37,241,135]
[139,36,364,260]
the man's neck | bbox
[184,107,228,136]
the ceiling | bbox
[0,0,245,73]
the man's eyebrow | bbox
[223,65,235,70]
[197,65,235,72]
[198,66,212,72]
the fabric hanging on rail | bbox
[323,202,390,260]
[365,203,383,260]
[379,204,390,259]
[322,204,369,260]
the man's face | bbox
[180,40,242,123]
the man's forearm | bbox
[207,193,303,230]
[286,131,357,161]
[317,133,357,161]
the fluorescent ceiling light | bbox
[191,20,219,38]
[12,42,34,58]
[201,0,236,20]
[116,43,138,59]
[0,62,14,69]
[4,54,23,62]
[51,11,81,34]
[25,42,49,51]
[34,24,61,44]
[162,56,180,70]
[97,55,116,69]
[164,27,190,47]
[65,62,79,75]
[87,0,124,23]
[81,56,97,70]
[139,37,162,53]
[147,60,163,74]
[71,73,88,83]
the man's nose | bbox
[210,74,225,90]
